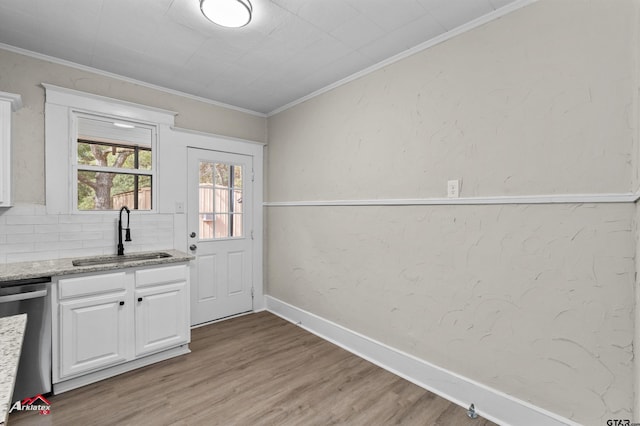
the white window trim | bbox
[43,84,176,214]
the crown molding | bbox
[0,43,266,118]
[267,0,539,117]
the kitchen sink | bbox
[72,252,172,267]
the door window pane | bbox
[199,161,243,240]
[200,214,214,240]
[233,166,242,189]
[214,214,229,239]
[215,163,229,187]
[231,214,243,238]
[214,188,228,212]
[233,190,243,214]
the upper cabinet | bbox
[0,91,23,208]
[0,92,22,207]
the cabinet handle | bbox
[119,301,125,306]
[138,297,143,302]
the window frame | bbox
[43,84,176,215]
[72,112,158,213]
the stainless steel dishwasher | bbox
[0,276,52,402]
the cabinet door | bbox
[135,281,188,357]
[59,292,130,378]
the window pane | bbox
[199,161,214,231]
[136,176,152,209]
[199,162,213,185]
[198,161,244,239]
[200,185,213,213]
[77,141,151,170]
[214,214,229,238]
[200,214,214,240]
[75,116,155,212]
[138,150,152,170]
[232,165,243,190]
[215,163,229,187]
[214,187,229,213]
[78,171,152,211]
[232,190,243,213]
[231,214,243,237]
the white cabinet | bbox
[135,282,188,356]
[0,91,22,207]
[54,271,132,381]
[135,265,189,357]
[59,291,130,378]
[52,263,190,392]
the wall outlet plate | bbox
[447,180,460,198]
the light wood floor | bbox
[9,311,496,426]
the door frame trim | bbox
[169,127,264,314]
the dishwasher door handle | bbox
[0,289,48,303]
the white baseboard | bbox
[265,295,579,426]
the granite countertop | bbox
[0,314,27,426]
[0,249,193,282]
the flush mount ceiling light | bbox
[200,0,253,28]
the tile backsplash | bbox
[0,204,175,263]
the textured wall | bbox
[266,0,638,424]
[268,204,635,423]
[0,48,267,205]
[268,1,635,201]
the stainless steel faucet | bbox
[117,206,131,256]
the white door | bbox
[188,148,254,325]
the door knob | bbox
[190,244,197,251]
[190,232,196,238]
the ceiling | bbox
[0,0,522,115]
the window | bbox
[198,161,243,239]
[75,115,155,211]
[43,84,175,215]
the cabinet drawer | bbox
[135,265,187,288]
[58,272,128,299]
